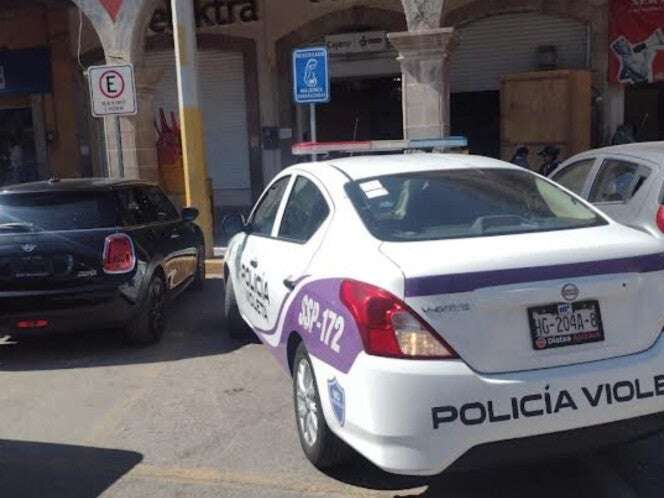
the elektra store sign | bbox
[149,0,259,33]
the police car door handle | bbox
[250,259,258,268]
[283,279,296,291]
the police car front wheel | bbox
[293,342,351,469]
[224,276,250,339]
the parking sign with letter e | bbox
[88,64,137,117]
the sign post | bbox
[292,47,330,161]
[88,64,137,178]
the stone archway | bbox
[70,0,159,63]
[275,6,407,165]
[444,0,596,27]
[69,0,169,181]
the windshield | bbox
[346,168,606,242]
[0,191,121,232]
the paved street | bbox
[0,278,661,498]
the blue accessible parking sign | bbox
[292,47,330,104]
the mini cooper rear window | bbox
[0,191,121,232]
[347,168,606,242]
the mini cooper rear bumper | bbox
[310,335,664,476]
[0,285,140,336]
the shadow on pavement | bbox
[0,279,249,371]
[604,433,664,498]
[0,439,142,498]
[327,454,607,498]
[409,458,604,498]
[323,455,427,491]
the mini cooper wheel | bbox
[224,276,250,339]
[124,274,166,345]
[293,343,351,469]
[191,246,206,291]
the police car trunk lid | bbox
[380,225,664,374]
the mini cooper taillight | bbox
[340,279,458,359]
[103,234,136,274]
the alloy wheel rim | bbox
[296,358,319,447]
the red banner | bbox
[99,0,123,22]
[609,0,664,84]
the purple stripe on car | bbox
[405,252,664,298]
[253,278,365,374]
[252,275,309,336]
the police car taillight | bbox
[340,280,457,359]
[103,234,136,274]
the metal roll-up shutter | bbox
[149,50,251,207]
[450,13,589,94]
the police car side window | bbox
[250,177,290,236]
[278,176,330,243]
[552,159,595,195]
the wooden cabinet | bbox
[500,70,591,169]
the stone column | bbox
[389,0,455,140]
[388,28,456,140]
[105,66,163,181]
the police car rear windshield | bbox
[346,168,607,242]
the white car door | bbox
[248,173,332,336]
[587,156,653,227]
[235,175,292,329]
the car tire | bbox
[224,276,250,339]
[124,274,167,346]
[293,342,352,469]
[191,246,206,292]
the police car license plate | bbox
[528,301,604,351]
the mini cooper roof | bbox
[0,178,158,194]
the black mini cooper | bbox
[0,178,205,345]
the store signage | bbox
[88,64,137,117]
[0,48,51,96]
[293,47,330,104]
[325,31,387,55]
[149,0,259,33]
[609,0,664,83]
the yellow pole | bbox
[171,0,214,256]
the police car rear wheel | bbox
[293,343,351,469]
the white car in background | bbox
[551,142,664,238]
[223,153,664,476]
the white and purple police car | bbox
[223,150,664,476]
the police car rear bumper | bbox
[310,335,664,476]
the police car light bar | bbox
[291,137,468,156]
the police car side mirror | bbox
[222,213,247,238]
